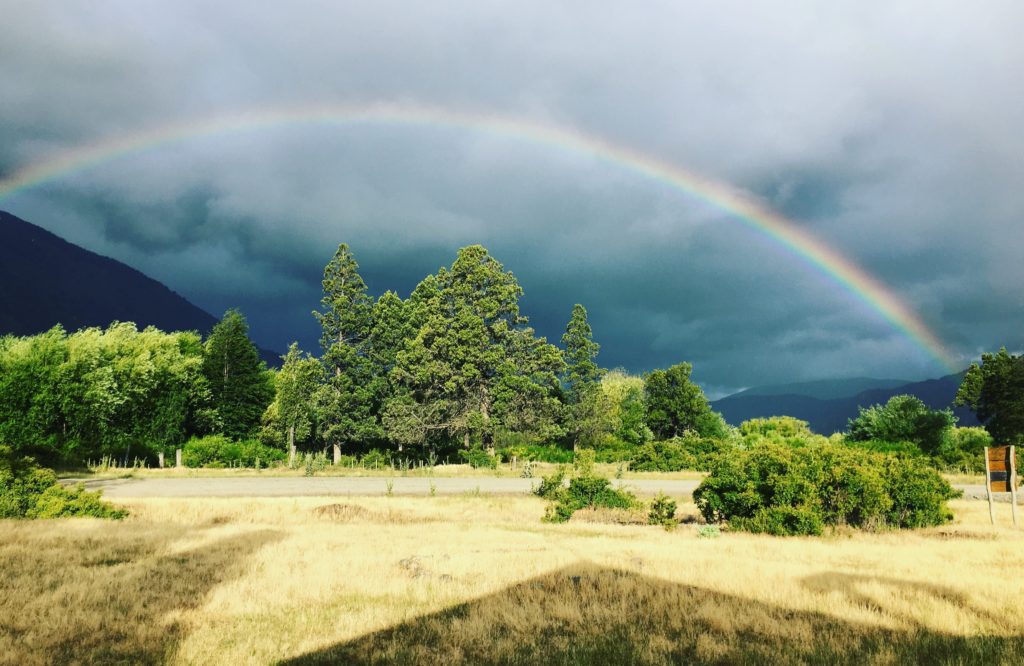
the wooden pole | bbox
[1011,445,1019,529]
[985,446,995,525]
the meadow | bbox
[2,494,1022,665]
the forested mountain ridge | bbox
[0,210,278,364]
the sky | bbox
[1,1,1022,397]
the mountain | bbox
[712,373,979,434]
[0,210,279,365]
[726,377,912,401]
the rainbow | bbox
[0,102,957,370]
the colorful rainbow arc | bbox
[0,102,958,371]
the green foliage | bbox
[202,309,274,440]
[693,442,957,536]
[0,324,210,465]
[847,394,955,455]
[392,245,566,451]
[181,435,285,468]
[315,243,379,453]
[956,348,1024,446]
[533,466,568,500]
[740,416,812,438]
[630,435,731,472]
[268,343,323,451]
[648,493,678,530]
[0,446,125,519]
[496,442,573,464]
[600,370,653,447]
[561,304,606,447]
[360,449,392,469]
[644,362,722,439]
[460,446,499,469]
[936,427,992,472]
[536,458,638,523]
[542,475,638,523]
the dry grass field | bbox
[2,494,1022,665]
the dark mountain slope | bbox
[727,377,911,401]
[0,210,279,365]
[712,373,979,434]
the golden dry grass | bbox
[2,495,1023,665]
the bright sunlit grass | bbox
[2,496,1022,664]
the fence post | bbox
[333,443,341,465]
[1011,445,1019,528]
[158,452,164,468]
[176,448,182,469]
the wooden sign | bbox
[984,445,1018,527]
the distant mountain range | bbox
[712,373,979,434]
[0,210,280,365]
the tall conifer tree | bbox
[202,309,273,440]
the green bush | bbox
[0,447,126,519]
[360,449,392,469]
[538,464,638,523]
[496,443,573,464]
[648,492,678,530]
[181,435,285,468]
[534,466,567,499]
[630,435,730,472]
[460,446,499,469]
[693,442,957,536]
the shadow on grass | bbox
[280,564,1023,665]
[0,524,282,664]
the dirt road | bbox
[80,476,1004,500]
[84,476,699,498]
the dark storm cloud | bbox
[2,1,1023,393]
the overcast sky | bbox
[1,1,1022,396]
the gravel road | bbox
[77,477,1012,500]
[82,476,699,498]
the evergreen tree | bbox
[562,304,602,399]
[202,310,273,440]
[313,244,378,456]
[393,245,564,449]
[561,304,606,446]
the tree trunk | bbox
[288,425,296,465]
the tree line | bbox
[0,244,723,466]
[1,242,1021,469]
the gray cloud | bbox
[2,1,1023,393]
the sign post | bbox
[985,446,1019,527]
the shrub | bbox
[539,464,638,523]
[0,447,126,519]
[740,416,812,439]
[693,442,956,536]
[630,435,731,472]
[181,435,285,468]
[360,449,392,469]
[534,466,567,500]
[460,447,499,469]
[574,449,596,477]
[497,443,574,464]
[847,395,955,455]
[648,492,678,530]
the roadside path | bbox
[83,476,695,498]
[78,476,1005,500]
